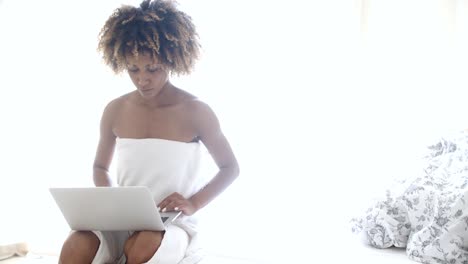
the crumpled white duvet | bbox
[351,130,468,264]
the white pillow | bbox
[0,242,28,260]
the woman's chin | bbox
[139,89,156,98]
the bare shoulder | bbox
[183,98,221,139]
[102,94,130,117]
[184,97,207,109]
[171,87,198,104]
[99,94,131,132]
[184,98,217,120]
[171,88,215,117]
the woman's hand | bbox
[157,192,198,216]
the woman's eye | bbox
[148,68,161,72]
[128,68,139,73]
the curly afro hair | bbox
[98,0,201,75]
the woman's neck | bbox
[137,82,174,109]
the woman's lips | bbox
[140,88,153,93]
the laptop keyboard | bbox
[161,217,169,222]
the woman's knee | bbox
[125,231,163,264]
[60,231,100,262]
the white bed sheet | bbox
[345,244,415,264]
[1,238,418,264]
[290,224,419,264]
[337,229,416,264]
[0,250,418,264]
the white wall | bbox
[1,0,468,261]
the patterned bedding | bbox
[351,130,468,264]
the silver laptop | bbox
[49,186,181,231]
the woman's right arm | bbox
[93,100,118,187]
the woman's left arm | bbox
[188,101,240,213]
[158,101,240,215]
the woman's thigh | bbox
[124,231,164,263]
[144,225,189,264]
[60,231,100,263]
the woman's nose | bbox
[137,75,150,85]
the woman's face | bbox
[126,52,169,99]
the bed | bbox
[0,250,416,264]
[0,220,421,264]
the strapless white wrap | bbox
[116,137,205,264]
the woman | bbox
[59,0,239,263]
